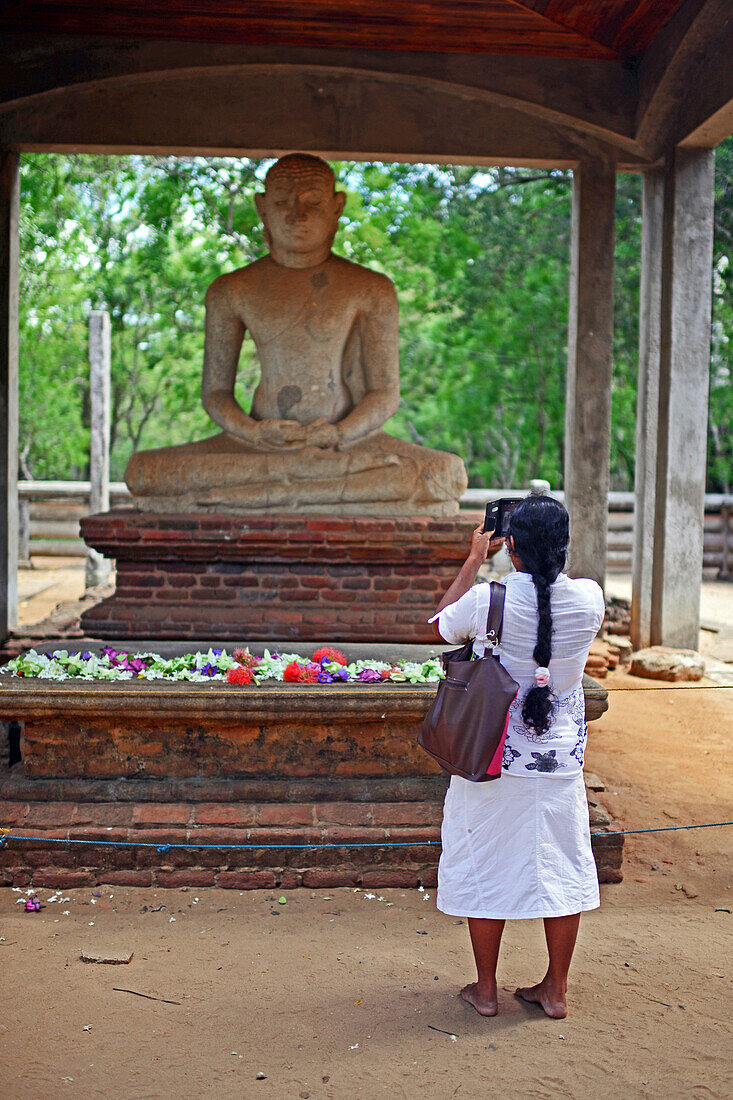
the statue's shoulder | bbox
[205,258,269,305]
[328,254,397,300]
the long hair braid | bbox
[507,496,570,739]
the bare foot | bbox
[514,980,567,1019]
[459,982,498,1017]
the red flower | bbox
[284,661,307,682]
[311,646,347,666]
[227,665,253,685]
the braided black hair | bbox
[508,496,570,739]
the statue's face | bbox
[258,172,345,257]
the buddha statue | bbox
[125,154,467,516]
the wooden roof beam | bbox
[636,0,733,158]
[0,61,653,170]
[0,35,639,157]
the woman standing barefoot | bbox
[430,496,605,1019]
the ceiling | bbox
[1,1,688,60]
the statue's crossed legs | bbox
[126,430,466,517]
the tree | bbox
[17,145,732,491]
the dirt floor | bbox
[0,670,731,1099]
[16,557,88,629]
[2,560,732,1097]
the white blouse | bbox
[431,572,605,779]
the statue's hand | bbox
[255,419,307,450]
[305,418,341,450]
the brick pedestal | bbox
[79,509,478,642]
[0,676,620,888]
[0,780,623,889]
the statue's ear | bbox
[334,190,347,217]
[254,192,266,222]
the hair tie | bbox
[534,667,550,688]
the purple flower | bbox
[317,670,334,683]
[81,652,92,661]
[332,668,350,681]
[102,646,119,662]
[199,662,217,677]
[357,668,381,683]
[211,648,223,657]
[127,657,148,673]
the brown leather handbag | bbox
[418,582,519,782]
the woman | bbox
[430,495,605,1020]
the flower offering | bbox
[4,646,444,686]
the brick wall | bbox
[0,796,622,889]
[80,510,478,641]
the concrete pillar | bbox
[17,496,30,566]
[630,169,665,649]
[85,310,112,589]
[647,149,715,649]
[0,152,19,640]
[564,160,615,586]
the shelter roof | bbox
[1,1,689,60]
[0,0,730,167]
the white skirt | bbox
[437,772,600,920]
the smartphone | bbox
[484,497,523,537]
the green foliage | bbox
[711,140,733,493]
[17,146,733,490]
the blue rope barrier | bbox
[589,821,733,838]
[0,820,731,852]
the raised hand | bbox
[470,522,505,564]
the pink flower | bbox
[234,648,260,670]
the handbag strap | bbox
[472,580,506,657]
[486,580,507,647]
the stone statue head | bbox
[255,153,346,269]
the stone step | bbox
[0,796,624,889]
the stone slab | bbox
[79,509,479,642]
[80,948,133,965]
[629,646,705,681]
[0,675,609,781]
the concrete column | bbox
[630,169,665,649]
[0,152,19,640]
[85,310,112,589]
[564,160,615,586]
[17,496,30,566]
[648,149,715,649]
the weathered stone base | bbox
[0,780,623,888]
[0,669,620,887]
[79,509,478,642]
[6,677,609,781]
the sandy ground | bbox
[1,672,731,1099]
[17,557,89,629]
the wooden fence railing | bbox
[17,481,733,576]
